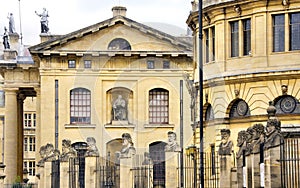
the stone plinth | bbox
[3,49,17,60]
[85,156,97,188]
[38,162,51,188]
[219,155,233,188]
[120,157,134,188]
[264,146,281,188]
[165,152,179,188]
[251,153,262,188]
[60,161,69,188]
[8,33,19,50]
[236,158,244,188]
[246,155,252,188]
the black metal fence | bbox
[281,137,300,188]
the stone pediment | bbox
[29,16,192,55]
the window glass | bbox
[147,60,155,69]
[149,89,169,124]
[243,19,251,55]
[290,13,300,50]
[231,21,239,57]
[108,38,131,50]
[84,60,91,68]
[68,60,76,68]
[273,14,285,52]
[163,61,170,69]
[70,88,91,124]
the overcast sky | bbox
[0,0,192,45]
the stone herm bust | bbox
[218,129,233,156]
[264,117,282,150]
[119,133,136,158]
[86,137,99,157]
[61,139,76,162]
[165,131,181,152]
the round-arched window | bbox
[108,38,131,50]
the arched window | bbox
[205,104,214,121]
[149,88,169,124]
[108,38,131,50]
[274,95,300,114]
[70,88,91,124]
[229,99,250,118]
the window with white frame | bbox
[24,112,36,128]
[149,88,169,124]
[24,136,35,152]
[24,161,36,176]
[70,88,91,124]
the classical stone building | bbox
[0,6,194,186]
[187,0,300,187]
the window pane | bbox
[231,21,239,57]
[212,27,215,61]
[290,13,300,50]
[273,14,285,52]
[205,29,209,63]
[163,61,170,69]
[149,89,169,124]
[243,19,251,55]
[70,88,91,124]
[147,61,154,69]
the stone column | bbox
[120,157,134,188]
[165,152,179,188]
[264,146,281,188]
[17,93,26,181]
[85,156,97,188]
[35,88,41,162]
[3,88,18,183]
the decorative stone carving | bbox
[244,127,254,155]
[165,131,181,152]
[35,8,49,33]
[2,27,10,49]
[236,130,248,159]
[281,85,288,95]
[250,123,265,154]
[233,5,241,16]
[113,95,127,121]
[119,133,136,158]
[265,102,283,149]
[61,139,76,162]
[7,13,16,33]
[37,143,60,167]
[218,129,233,155]
[234,89,239,98]
[86,137,99,157]
[264,117,282,149]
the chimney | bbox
[112,6,127,17]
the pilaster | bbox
[3,88,18,183]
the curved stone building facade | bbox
[187,0,300,154]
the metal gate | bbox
[281,137,300,188]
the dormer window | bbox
[108,38,131,50]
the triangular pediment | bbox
[29,16,192,55]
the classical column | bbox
[3,88,18,183]
[17,93,26,181]
[35,88,41,162]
